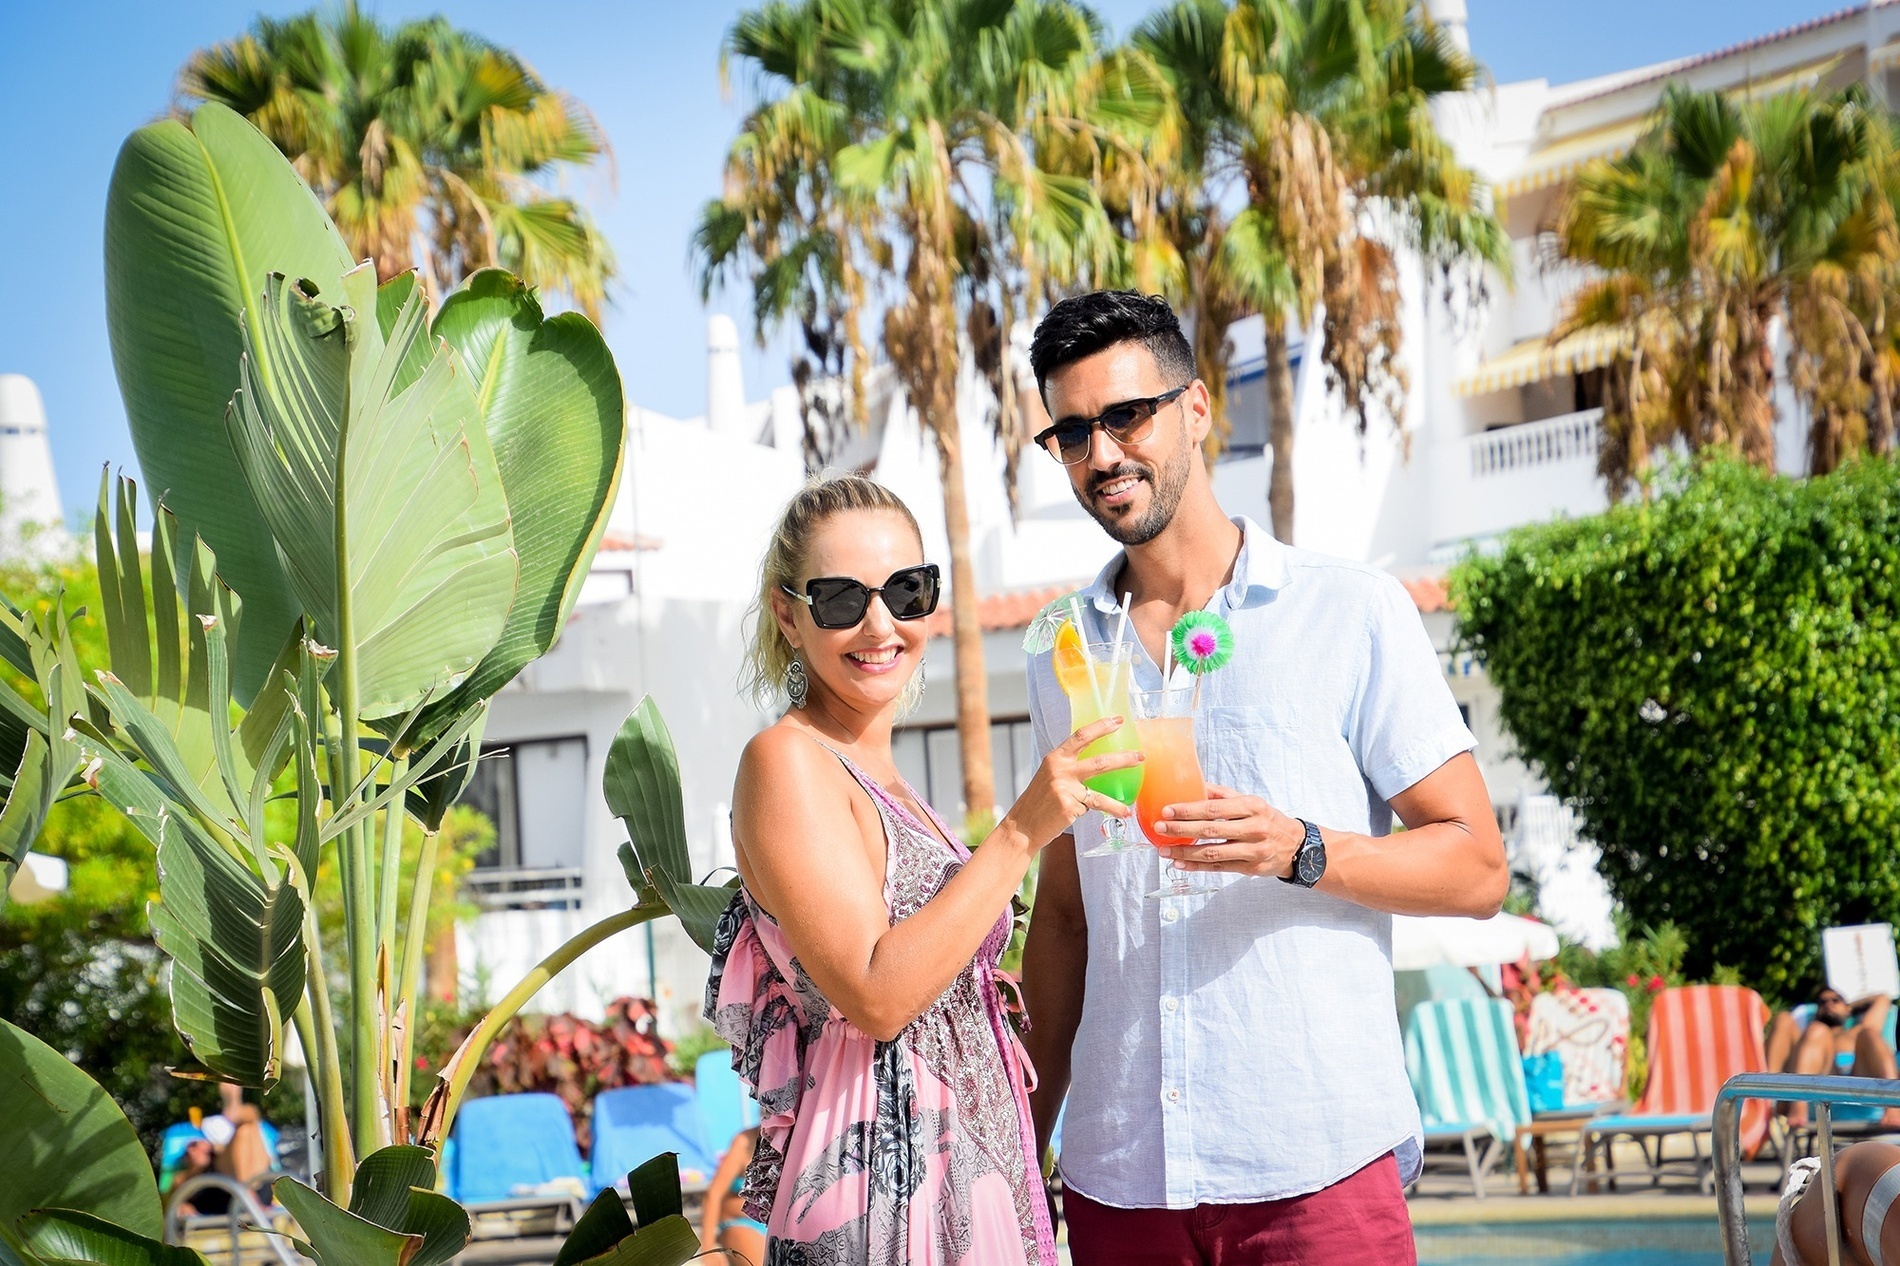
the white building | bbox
[463,4,1897,1027]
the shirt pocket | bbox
[1198,705,1305,810]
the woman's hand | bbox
[1004,716,1140,847]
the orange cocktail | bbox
[1134,715,1206,846]
[1131,688,1213,897]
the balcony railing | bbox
[464,866,585,912]
[1467,408,1603,479]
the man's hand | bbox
[1152,784,1304,878]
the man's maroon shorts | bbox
[1062,1152,1416,1265]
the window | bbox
[462,736,589,872]
[893,717,1039,821]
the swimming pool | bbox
[1414,1216,1775,1264]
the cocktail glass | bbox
[1131,687,1214,898]
[1068,641,1145,857]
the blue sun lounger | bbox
[590,1082,717,1196]
[1405,997,1534,1199]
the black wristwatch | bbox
[1281,818,1326,888]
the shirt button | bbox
[1166,1088,1181,1104]
[1163,996,1179,1013]
[1161,906,1180,925]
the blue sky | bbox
[0,1,1849,520]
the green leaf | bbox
[403,708,487,832]
[0,1220,47,1266]
[550,1190,634,1266]
[623,1153,683,1227]
[572,1215,700,1266]
[103,102,356,701]
[603,697,689,885]
[275,1147,469,1266]
[18,1211,209,1266]
[146,814,305,1087]
[273,1180,413,1266]
[397,270,624,747]
[649,867,739,958]
[227,271,519,720]
[0,1018,163,1240]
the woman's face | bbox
[772,509,928,719]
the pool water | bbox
[1414,1217,1776,1264]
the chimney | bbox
[705,314,751,441]
[1426,0,1470,54]
[0,375,65,552]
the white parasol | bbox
[1391,911,1561,971]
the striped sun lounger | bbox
[1572,984,1771,1194]
[1405,997,1533,1198]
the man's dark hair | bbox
[1029,290,1196,400]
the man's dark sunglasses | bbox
[781,564,942,629]
[1035,384,1191,465]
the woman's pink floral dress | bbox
[704,750,1057,1266]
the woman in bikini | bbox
[705,475,1137,1266]
[701,1127,767,1264]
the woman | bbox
[705,475,1136,1265]
[700,1128,767,1264]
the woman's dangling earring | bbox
[786,656,809,709]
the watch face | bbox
[1297,836,1326,886]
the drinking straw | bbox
[1113,592,1133,698]
[1067,595,1106,716]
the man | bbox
[1020,291,1508,1263]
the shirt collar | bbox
[1078,515,1291,615]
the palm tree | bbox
[701,0,1120,829]
[1191,0,1507,541]
[1557,83,1895,494]
[178,3,615,318]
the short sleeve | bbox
[1348,575,1476,802]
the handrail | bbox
[162,1174,306,1266]
[1713,1072,1900,1266]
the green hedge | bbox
[1452,457,1900,1003]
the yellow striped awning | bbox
[1454,327,1631,398]
[1498,58,1844,200]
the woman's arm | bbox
[699,1139,750,1251]
[733,720,1135,1042]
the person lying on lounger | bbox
[1767,990,1900,1125]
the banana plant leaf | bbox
[141,796,305,1087]
[386,270,623,749]
[226,270,518,721]
[0,656,81,913]
[0,1221,45,1266]
[605,698,739,954]
[17,1211,209,1266]
[403,707,487,832]
[103,102,356,702]
[0,1019,163,1240]
[273,1146,469,1266]
[551,1156,697,1266]
[89,478,298,835]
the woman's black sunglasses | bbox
[781,564,942,629]
[1034,384,1191,465]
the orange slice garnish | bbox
[1052,619,1092,697]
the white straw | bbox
[1112,592,1133,698]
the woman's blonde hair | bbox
[741,473,925,709]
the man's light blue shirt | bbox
[1027,517,1476,1208]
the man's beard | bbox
[1082,434,1192,546]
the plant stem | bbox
[298,908,353,1201]
[330,499,382,1155]
[421,905,663,1149]
[392,825,439,1119]
[375,754,407,991]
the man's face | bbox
[1041,342,1206,546]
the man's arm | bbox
[1156,751,1508,918]
[1022,832,1088,1160]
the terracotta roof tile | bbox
[926,583,1080,640]
[599,531,663,553]
[1403,577,1452,614]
